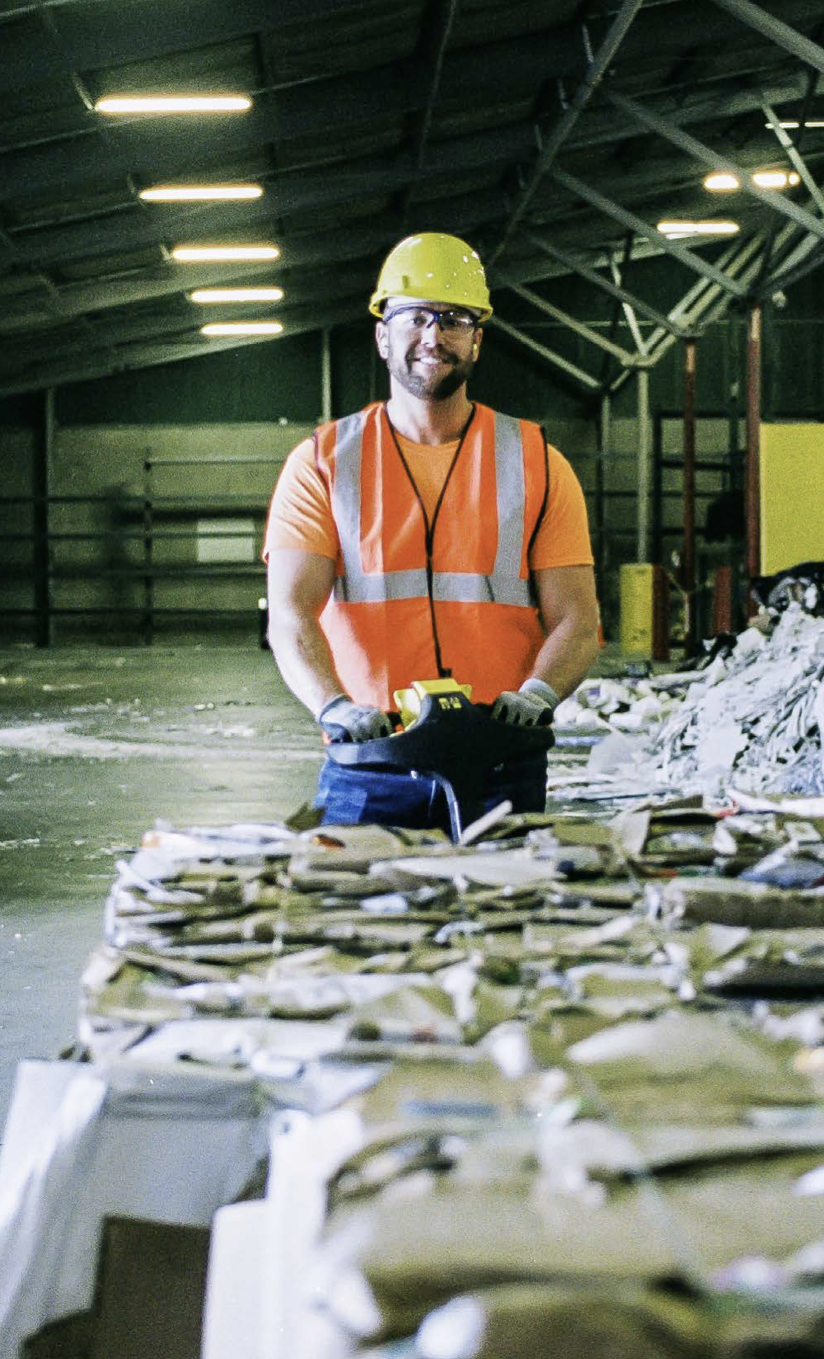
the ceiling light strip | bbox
[140,186,263,201]
[172,246,280,262]
[201,322,284,336]
[190,288,284,302]
[658,220,740,237]
[95,96,252,114]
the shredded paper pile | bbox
[557,578,824,801]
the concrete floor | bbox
[0,642,322,1129]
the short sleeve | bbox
[263,436,340,561]
[528,442,594,570]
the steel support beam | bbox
[520,232,690,337]
[608,231,771,395]
[321,327,332,423]
[608,90,824,244]
[597,394,611,587]
[636,368,652,563]
[489,0,645,264]
[711,0,824,77]
[682,339,697,653]
[508,284,638,365]
[759,235,824,295]
[490,317,600,391]
[33,388,54,648]
[399,0,460,227]
[609,256,648,355]
[551,168,748,296]
[745,303,762,590]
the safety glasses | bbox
[382,304,479,335]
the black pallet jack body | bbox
[324,687,554,842]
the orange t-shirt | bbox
[264,420,593,570]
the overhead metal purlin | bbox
[0,297,366,399]
[520,232,691,339]
[607,90,824,245]
[752,75,822,293]
[405,0,460,174]
[608,231,772,395]
[711,0,824,76]
[550,168,749,296]
[0,72,808,205]
[489,317,601,391]
[755,81,824,293]
[487,0,645,267]
[762,97,824,218]
[506,284,639,366]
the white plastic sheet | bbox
[0,1059,266,1357]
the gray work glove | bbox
[491,677,559,726]
[318,693,393,743]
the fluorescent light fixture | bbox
[190,287,284,302]
[95,95,251,114]
[140,185,263,201]
[201,322,284,336]
[765,119,824,129]
[657,219,740,239]
[751,169,800,189]
[704,172,740,191]
[172,245,280,262]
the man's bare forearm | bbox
[531,615,600,701]
[268,610,344,719]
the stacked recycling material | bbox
[556,600,824,800]
[648,604,824,797]
[59,804,824,1356]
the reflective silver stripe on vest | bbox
[331,408,533,606]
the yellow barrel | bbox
[620,563,655,657]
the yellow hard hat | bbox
[369,232,492,321]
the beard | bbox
[387,341,475,400]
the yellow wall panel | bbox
[760,423,824,575]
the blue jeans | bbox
[315,753,547,834]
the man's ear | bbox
[472,327,483,360]
[375,320,389,360]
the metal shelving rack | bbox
[0,453,280,645]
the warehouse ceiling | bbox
[1,0,824,398]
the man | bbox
[265,232,599,829]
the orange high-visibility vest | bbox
[315,401,549,709]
